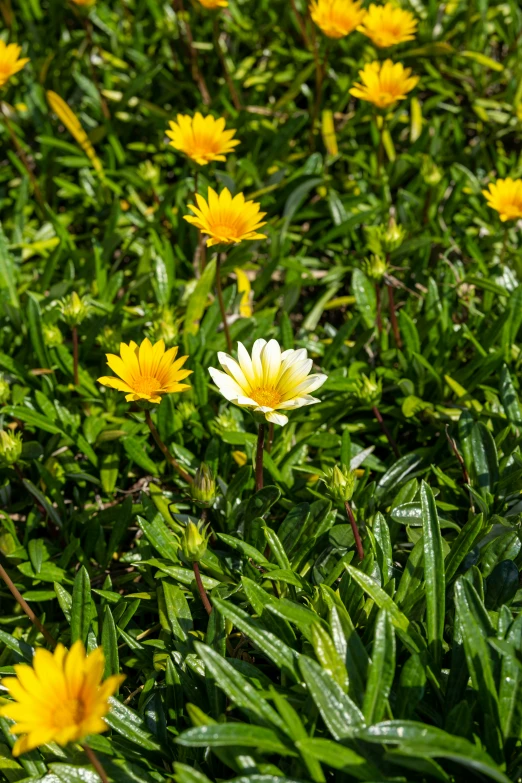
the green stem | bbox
[255,423,265,492]
[0,559,57,648]
[83,744,110,783]
[72,326,79,386]
[216,253,233,353]
[344,501,364,561]
[193,561,212,615]
[145,410,193,484]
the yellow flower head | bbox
[197,0,228,7]
[0,42,29,89]
[209,339,328,426]
[357,3,418,48]
[310,0,366,38]
[482,178,522,222]
[98,337,192,404]
[350,59,419,108]
[166,113,239,166]
[184,187,267,248]
[0,641,124,756]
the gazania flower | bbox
[310,0,366,38]
[482,178,522,222]
[184,188,267,248]
[350,59,419,108]
[0,42,29,89]
[197,0,228,7]
[357,3,418,48]
[0,641,124,756]
[98,337,192,404]
[208,339,328,426]
[166,113,239,166]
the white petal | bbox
[282,373,328,399]
[251,339,266,384]
[265,410,289,426]
[261,339,282,387]
[208,367,245,401]
[254,405,275,413]
[217,352,251,394]
[236,395,259,406]
[237,342,256,387]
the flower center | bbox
[53,698,85,729]
[211,223,239,239]
[133,376,161,395]
[250,388,282,409]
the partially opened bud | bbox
[364,254,388,282]
[42,323,63,348]
[382,216,405,253]
[351,373,382,408]
[180,520,210,563]
[59,292,92,327]
[321,465,356,504]
[0,430,22,466]
[191,463,216,506]
[0,375,10,404]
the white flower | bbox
[208,339,328,426]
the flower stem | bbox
[372,405,400,458]
[0,559,57,648]
[72,326,79,386]
[173,0,211,105]
[500,226,509,264]
[83,744,110,783]
[216,253,233,353]
[266,422,274,453]
[344,501,364,562]
[145,410,193,484]
[386,280,402,349]
[290,0,310,47]
[255,423,265,492]
[375,282,382,335]
[377,115,386,179]
[193,561,212,615]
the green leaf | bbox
[70,566,92,645]
[101,605,119,679]
[362,609,395,724]
[176,723,296,756]
[352,268,376,329]
[298,655,365,739]
[421,481,445,669]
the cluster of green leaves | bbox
[1,0,522,781]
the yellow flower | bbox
[357,3,418,48]
[166,113,239,166]
[197,0,228,7]
[0,42,29,89]
[350,59,419,108]
[310,0,366,38]
[184,187,267,248]
[234,268,253,317]
[209,339,328,426]
[482,178,522,222]
[98,337,192,404]
[0,641,124,756]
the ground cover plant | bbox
[0,0,522,781]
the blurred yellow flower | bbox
[234,268,253,317]
[0,641,124,756]
[357,3,417,48]
[70,0,96,5]
[184,187,267,248]
[310,0,366,38]
[166,113,239,166]
[350,59,419,108]
[482,178,522,222]
[197,0,228,7]
[0,42,29,89]
[209,339,328,426]
[98,337,192,404]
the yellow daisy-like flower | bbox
[184,187,267,248]
[209,339,328,426]
[350,59,419,108]
[357,3,418,48]
[0,641,124,756]
[482,178,522,222]
[166,113,239,166]
[0,41,29,89]
[197,0,228,8]
[98,337,192,404]
[310,0,366,39]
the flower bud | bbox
[351,373,382,408]
[42,323,63,348]
[180,520,210,563]
[0,375,10,404]
[59,292,92,327]
[0,430,22,466]
[382,217,405,253]
[321,465,356,504]
[363,254,388,282]
[421,156,442,186]
[191,463,216,507]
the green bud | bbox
[148,307,180,346]
[191,463,216,506]
[0,430,22,466]
[350,373,382,408]
[0,375,10,404]
[59,292,92,327]
[363,254,388,282]
[42,323,63,348]
[180,520,210,563]
[96,325,120,353]
[382,217,405,253]
[321,465,356,504]
[421,156,442,186]
[210,411,242,436]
